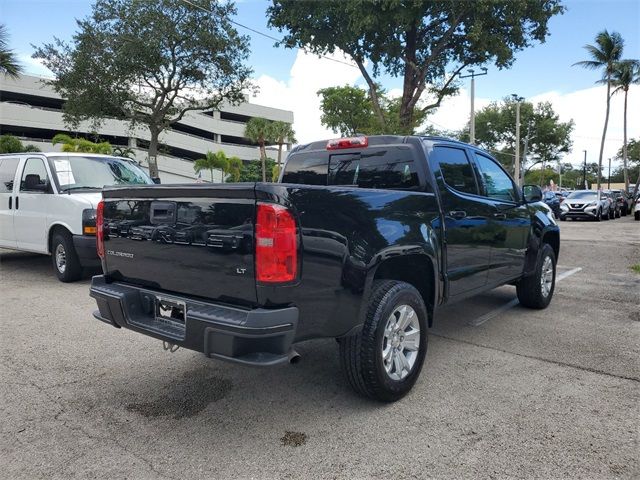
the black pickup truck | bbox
[90,135,559,401]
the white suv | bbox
[0,152,153,281]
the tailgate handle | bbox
[150,201,177,224]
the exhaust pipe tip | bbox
[288,349,301,364]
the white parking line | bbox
[468,267,583,327]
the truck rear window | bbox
[282,146,420,191]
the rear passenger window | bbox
[433,146,477,195]
[328,148,420,190]
[0,157,20,193]
[473,153,517,202]
[281,154,328,185]
[20,158,50,192]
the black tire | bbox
[51,230,83,282]
[615,208,621,218]
[559,216,566,221]
[516,244,556,309]
[595,209,602,222]
[338,280,428,402]
[621,206,627,216]
[635,211,640,221]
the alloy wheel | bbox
[540,256,554,298]
[382,305,420,381]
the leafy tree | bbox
[317,85,374,136]
[194,151,228,183]
[228,156,243,182]
[574,30,625,192]
[34,0,253,180]
[270,121,296,169]
[610,60,640,192]
[52,133,112,154]
[0,134,40,153]
[237,158,276,183]
[268,0,563,133]
[244,117,273,182]
[472,98,573,176]
[0,24,21,78]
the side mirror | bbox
[152,177,161,184]
[523,185,543,203]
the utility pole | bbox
[459,67,488,144]
[511,94,525,186]
[582,150,587,189]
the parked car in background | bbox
[633,198,640,221]
[0,153,154,281]
[559,190,608,221]
[603,191,620,219]
[610,189,632,216]
[543,191,561,218]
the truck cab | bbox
[0,152,153,281]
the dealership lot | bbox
[1,218,638,479]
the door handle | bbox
[15,196,19,210]
[8,197,11,210]
[449,210,467,219]
[492,212,506,219]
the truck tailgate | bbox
[101,184,257,306]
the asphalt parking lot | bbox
[1,216,639,479]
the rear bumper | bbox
[89,275,298,366]
[73,235,100,267]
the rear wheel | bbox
[339,280,428,402]
[51,230,83,282]
[595,209,602,221]
[516,244,556,309]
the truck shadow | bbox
[0,250,98,279]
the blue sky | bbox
[2,0,639,164]
[3,0,638,96]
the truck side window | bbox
[281,154,328,185]
[328,148,420,190]
[473,153,517,202]
[433,146,478,195]
[20,158,51,192]
[0,157,20,193]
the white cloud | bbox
[17,53,53,78]
[252,52,639,173]
[252,49,362,143]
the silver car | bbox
[559,190,609,221]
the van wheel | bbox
[516,244,556,309]
[51,231,83,282]
[338,280,428,402]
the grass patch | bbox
[631,264,640,274]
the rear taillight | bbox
[96,200,105,259]
[255,203,297,283]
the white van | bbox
[0,152,154,281]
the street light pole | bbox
[459,68,488,144]
[511,94,525,186]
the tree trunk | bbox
[210,169,214,183]
[596,79,612,192]
[623,88,629,192]
[277,143,283,167]
[260,142,266,182]
[148,127,160,180]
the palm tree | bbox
[227,156,243,182]
[52,133,112,154]
[194,151,229,183]
[0,25,21,78]
[270,121,297,170]
[244,117,272,182]
[574,30,624,192]
[610,59,640,193]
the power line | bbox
[180,0,359,69]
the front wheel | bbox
[339,280,428,402]
[51,231,83,282]
[516,244,556,309]
[595,209,602,222]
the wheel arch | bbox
[369,253,437,327]
[47,222,74,254]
